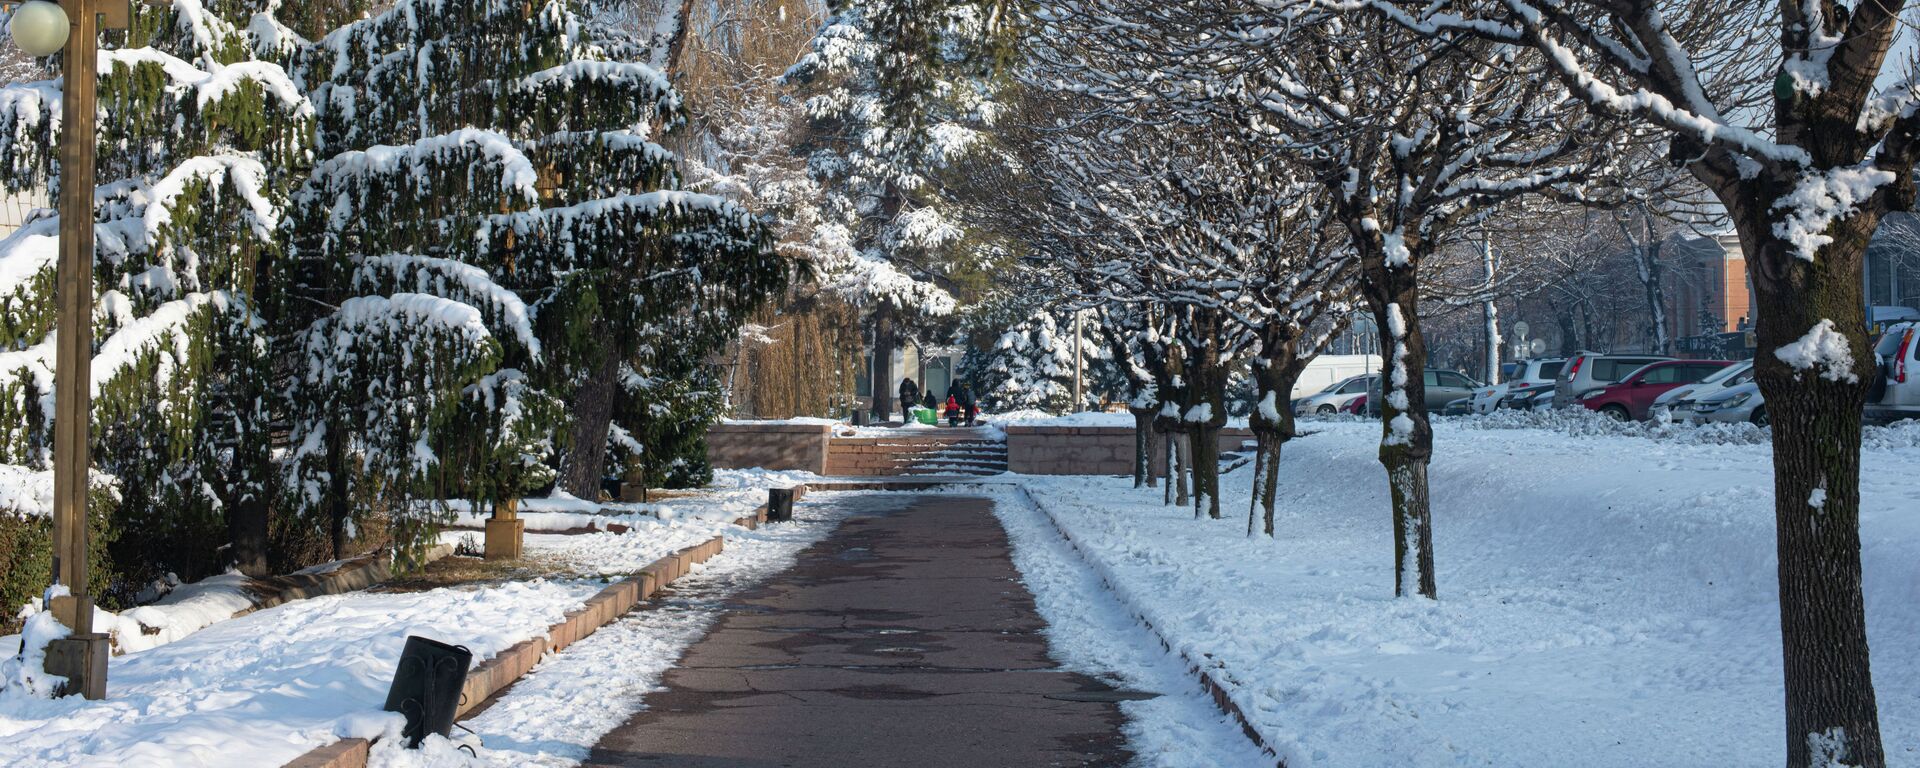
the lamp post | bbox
[11,0,130,701]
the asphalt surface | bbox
[585,494,1133,767]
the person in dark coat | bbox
[954,381,978,426]
[898,377,920,423]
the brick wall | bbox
[1005,426,1255,476]
[706,422,832,473]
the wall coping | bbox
[709,422,835,434]
[1004,425,1254,436]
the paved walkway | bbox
[585,494,1132,767]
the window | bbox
[1595,358,1665,381]
[1682,364,1724,382]
[1340,378,1369,394]
[1638,365,1680,384]
[1437,372,1473,388]
[1535,361,1565,379]
[1422,370,1440,387]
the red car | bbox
[1581,359,1736,421]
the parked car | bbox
[1867,321,1920,423]
[1656,360,1754,422]
[1691,380,1767,425]
[1440,397,1475,416]
[1580,360,1736,421]
[1467,358,1566,414]
[1553,351,1675,408]
[1294,374,1378,416]
[1340,393,1368,415]
[1366,369,1483,414]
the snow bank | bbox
[1016,420,1920,767]
[989,410,1253,430]
[719,416,841,426]
[518,485,780,576]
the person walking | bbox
[954,381,978,426]
[898,377,920,424]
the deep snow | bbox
[1017,419,1919,767]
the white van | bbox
[1289,354,1383,400]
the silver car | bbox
[1553,351,1674,408]
[1657,360,1754,422]
[1691,380,1766,425]
[1294,374,1377,416]
[1867,322,1920,424]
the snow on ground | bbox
[374,493,861,767]
[1016,420,1920,767]
[0,477,800,767]
[981,485,1275,768]
[440,476,795,576]
[0,579,599,767]
[990,409,1252,430]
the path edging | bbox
[1008,483,1284,767]
[281,486,803,768]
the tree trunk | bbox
[1555,305,1580,357]
[1191,425,1220,519]
[229,494,268,577]
[869,303,895,422]
[1733,208,1884,768]
[1261,438,1281,537]
[1360,260,1438,599]
[1622,208,1671,355]
[326,419,348,561]
[1481,235,1501,384]
[1246,436,1264,536]
[1131,408,1155,488]
[1172,430,1189,507]
[559,353,621,499]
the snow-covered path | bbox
[1017,419,1920,767]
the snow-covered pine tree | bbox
[281,0,783,564]
[966,306,1103,414]
[0,0,315,596]
[786,0,1001,419]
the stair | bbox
[825,429,1009,477]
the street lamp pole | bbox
[22,0,127,701]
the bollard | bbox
[768,488,795,522]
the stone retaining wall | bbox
[706,422,831,474]
[1005,426,1255,476]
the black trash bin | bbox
[383,635,473,748]
[768,488,795,522]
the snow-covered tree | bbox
[0,0,787,604]
[283,0,783,562]
[1305,0,1902,761]
[0,1,316,590]
[786,0,1004,419]
[967,306,1102,413]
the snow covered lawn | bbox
[0,472,807,767]
[0,579,599,767]
[1018,420,1920,767]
